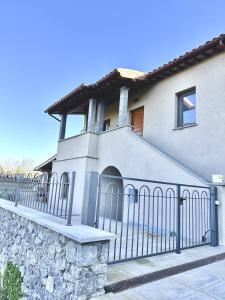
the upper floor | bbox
[45,34,225,181]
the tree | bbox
[0,158,35,174]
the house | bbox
[40,34,225,218]
[34,154,56,175]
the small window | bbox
[177,88,196,127]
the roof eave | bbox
[143,34,225,81]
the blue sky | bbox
[0,0,225,165]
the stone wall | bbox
[0,207,109,300]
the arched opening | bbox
[100,166,123,221]
[60,172,69,200]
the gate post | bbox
[81,172,99,227]
[210,186,219,246]
[66,172,76,226]
[176,184,181,254]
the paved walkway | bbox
[93,246,225,300]
[98,259,225,299]
[107,245,225,284]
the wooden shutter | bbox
[131,107,144,136]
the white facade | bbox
[44,48,225,228]
[103,52,225,182]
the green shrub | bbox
[1,262,22,300]
[0,289,8,300]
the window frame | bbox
[176,87,197,128]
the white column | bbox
[87,99,97,132]
[118,86,129,127]
[95,102,105,133]
[59,114,67,140]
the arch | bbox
[60,172,69,199]
[100,166,123,221]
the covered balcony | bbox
[45,68,146,160]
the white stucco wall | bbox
[53,133,99,214]
[52,126,207,215]
[52,53,225,215]
[97,126,205,186]
[103,52,225,181]
[140,52,225,181]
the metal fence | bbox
[95,175,218,264]
[0,172,76,225]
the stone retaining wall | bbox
[0,207,109,299]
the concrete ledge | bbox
[0,198,114,244]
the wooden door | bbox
[131,106,144,136]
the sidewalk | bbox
[94,246,225,300]
[98,259,225,299]
[107,245,225,284]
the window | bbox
[177,88,196,127]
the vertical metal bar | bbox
[185,193,188,247]
[66,172,76,226]
[173,194,176,250]
[151,195,155,254]
[14,186,19,207]
[193,194,196,246]
[195,194,198,246]
[118,194,124,261]
[203,193,206,244]
[52,182,59,215]
[136,191,141,256]
[160,192,163,252]
[64,183,69,217]
[146,193,151,255]
[156,192,159,253]
[102,193,107,230]
[168,192,172,250]
[131,192,136,258]
[109,191,113,232]
[125,191,131,259]
[181,197,184,248]
[188,194,191,247]
[200,195,203,244]
[14,177,20,207]
[164,190,168,252]
[176,184,181,254]
[141,190,146,256]
[210,186,219,247]
[198,192,201,244]
[206,193,210,240]
[113,193,119,261]
[191,193,194,246]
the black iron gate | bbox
[95,175,218,264]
